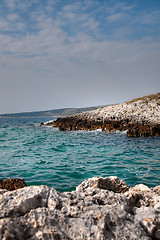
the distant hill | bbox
[0,105,108,118]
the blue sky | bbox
[0,0,160,114]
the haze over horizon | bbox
[0,0,160,114]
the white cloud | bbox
[82,17,99,30]
[5,0,39,12]
[45,0,57,13]
[0,0,160,113]
[0,0,160,71]
[0,16,25,32]
[0,34,159,113]
[139,10,160,25]
[0,17,9,30]
[0,24,159,72]
[5,0,17,10]
[55,1,100,34]
[7,13,19,21]
[107,12,127,22]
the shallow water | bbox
[0,117,159,192]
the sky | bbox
[0,0,160,114]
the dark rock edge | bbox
[41,116,160,137]
[0,178,26,191]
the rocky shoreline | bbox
[0,176,160,239]
[41,93,160,137]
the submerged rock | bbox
[0,177,160,239]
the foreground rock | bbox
[41,93,160,137]
[0,176,160,239]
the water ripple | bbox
[0,117,160,191]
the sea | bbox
[0,117,160,192]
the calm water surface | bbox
[0,117,159,192]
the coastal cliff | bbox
[41,93,160,137]
[0,177,160,239]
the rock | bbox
[0,176,160,239]
[0,189,7,195]
[132,184,151,192]
[124,184,160,208]
[134,206,158,238]
[153,186,160,195]
[0,185,50,219]
[76,176,130,193]
[42,93,160,137]
[127,123,160,137]
[0,178,26,191]
[155,202,160,212]
[154,229,160,240]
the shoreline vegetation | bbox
[41,93,160,137]
[0,176,160,239]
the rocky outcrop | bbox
[0,178,26,191]
[0,176,160,239]
[127,123,160,137]
[41,93,160,137]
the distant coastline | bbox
[0,105,108,119]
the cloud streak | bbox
[0,0,160,114]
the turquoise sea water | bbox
[0,117,160,192]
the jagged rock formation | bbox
[0,176,160,239]
[41,93,160,137]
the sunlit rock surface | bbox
[0,176,160,239]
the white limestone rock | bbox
[79,97,160,124]
[76,176,130,193]
[0,177,160,240]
